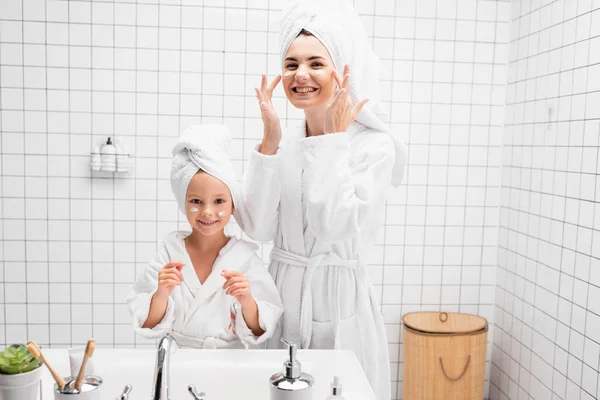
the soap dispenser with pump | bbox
[100,137,117,172]
[269,340,314,399]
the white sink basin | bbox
[39,348,376,399]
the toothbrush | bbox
[27,341,67,391]
[74,339,96,392]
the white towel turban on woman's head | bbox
[280,0,408,187]
[170,124,239,216]
[280,0,385,130]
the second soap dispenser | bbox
[100,137,117,172]
[326,376,344,399]
[269,340,314,399]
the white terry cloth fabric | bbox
[279,0,407,187]
[237,122,395,400]
[127,232,284,349]
[170,124,240,215]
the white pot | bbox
[0,366,42,400]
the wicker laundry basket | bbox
[402,312,488,400]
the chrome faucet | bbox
[151,333,206,400]
[151,333,176,400]
[188,384,206,400]
[116,385,132,400]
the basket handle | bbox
[439,354,470,382]
[439,312,448,322]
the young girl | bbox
[127,124,283,349]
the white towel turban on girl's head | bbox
[280,0,408,187]
[170,124,239,216]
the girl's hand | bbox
[222,270,254,308]
[156,261,184,298]
[324,65,368,134]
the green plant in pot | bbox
[0,344,43,400]
[0,344,41,375]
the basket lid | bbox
[402,312,487,334]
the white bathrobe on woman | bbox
[237,121,405,400]
[127,232,283,349]
[236,1,408,399]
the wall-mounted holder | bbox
[91,137,133,173]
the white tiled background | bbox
[0,0,517,399]
[490,0,600,399]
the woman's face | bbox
[282,34,337,110]
[185,172,233,237]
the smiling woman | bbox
[234,1,408,399]
[281,30,337,111]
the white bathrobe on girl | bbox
[236,2,408,399]
[127,124,283,349]
[128,232,283,349]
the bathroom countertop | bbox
[38,348,377,399]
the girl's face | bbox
[282,34,337,110]
[185,172,233,237]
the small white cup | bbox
[54,376,103,400]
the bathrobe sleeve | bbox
[126,242,176,339]
[300,130,395,242]
[233,255,284,347]
[236,146,282,242]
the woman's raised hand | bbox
[255,74,282,155]
[324,65,368,134]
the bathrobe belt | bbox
[270,247,360,349]
[172,331,236,349]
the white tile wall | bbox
[0,1,510,399]
[490,0,600,399]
